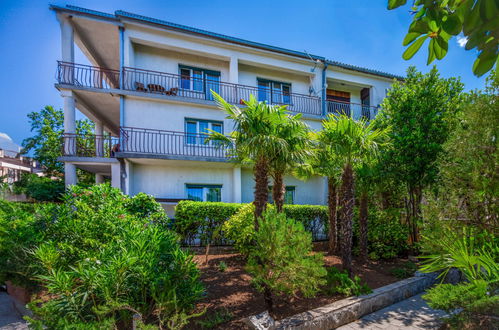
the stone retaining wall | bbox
[246,272,439,330]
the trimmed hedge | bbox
[172,201,328,245]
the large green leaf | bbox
[403,35,429,60]
[434,36,449,60]
[472,50,497,76]
[403,32,422,46]
[427,39,436,64]
[442,14,462,35]
[388,0,407,10]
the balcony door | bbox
[327,90,351,116]
[179,65,220,100]
[257,79,291,105]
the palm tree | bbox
[356,162,376,261]
[297,131,342,254]
[322,114,390,276]
[207,92,291,222]
[270,115,311,212]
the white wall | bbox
[131,162,234,202]
[241,168,326,205]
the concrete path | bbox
[337,292,447,330]
[0,293,27,330]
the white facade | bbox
[52,5,400,215]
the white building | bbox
[51,5,402,216]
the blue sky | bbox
[0,0,486,145]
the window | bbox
[179,65,221,100]
[257,79,291,104]
[185,119,223,145]
[186,184,222,202]
[268,186,295,204]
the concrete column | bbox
[232,166,242,203]
[59,16,74,62]
[94,121,104,157]
[65,163,77,186]
[95,174,105,184]
[61,90,76,158]
[369,86,377,118]
[229,56,239,84]
[111,162,121,189]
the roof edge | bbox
[327,60,404,80]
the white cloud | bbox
[457,36,468,48]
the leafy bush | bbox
[390,261,418,279]
[357,208,409,260]
[222,203,258,255]
[323,267,372,296]
[423,280,499,329]
[22,184,203,329]
[246,209,326,299]
[195,308,233,329]
[13,173,64,202]
[0,200,54,289]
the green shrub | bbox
[218,261,228,273]
[423,280,499,329]
[195,308,233,329]
[324,267,372,296]
[356,208,409,260]
[13,173,64,202]
[222,203,257,255]
[26,184,203,329]
[390,261,417,279]
[0,200,54,289]
[246,209,326,298]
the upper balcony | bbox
[56,61,322,117]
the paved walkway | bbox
[0,293,27,330]
[337,293,447,330]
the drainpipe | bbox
[118,26,127,193]
[321,60,328,117]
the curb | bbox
[245,272,439,330]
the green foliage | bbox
[22,106,95,177]
[323,267,372,296]
[195,308,233,329]
[13,173,65,202]
[246,209,326,298]
[175,201,328,251]
[174,201,243,245]
[430,72,498,229]
[0,200,53,289]
[390,261,417,279]
[423,280,499,329]
[420,226,498,283]
[363,208,410,260]
[222,203,256,255]
[389,0,499,78]
[217,261,228,273]
[7,184,203,329]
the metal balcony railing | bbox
[57,61,121,89]
[55,62,322,116]
[61,133,119,158]
[326,100,378,121]
[119,127,230,160]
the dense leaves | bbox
[389,0,499,77]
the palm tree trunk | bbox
[327,177,338,255]
[340,163,355,277]
[272,171,285,213]
[253,157,269,228]
[359,190,368,260]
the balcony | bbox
[61,133,119,158]
[61,129,230,162]
[56,61,322,116]
[326,100,378,121]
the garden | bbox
[1,68,498,329]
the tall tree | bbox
[389,0,499,78]
[22,105,95,179]
[270,115,311,212]
[208,93,291,222]
[322,114,390,276]
[379,66,464,243]
[297,130,342,254]
[355,162,377,261]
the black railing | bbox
[61,133,119,157]
[119,127,230,160]
[123,67,322,116]
[326,100,378,121]
[55,62,321,116]
[57,61,120,89]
